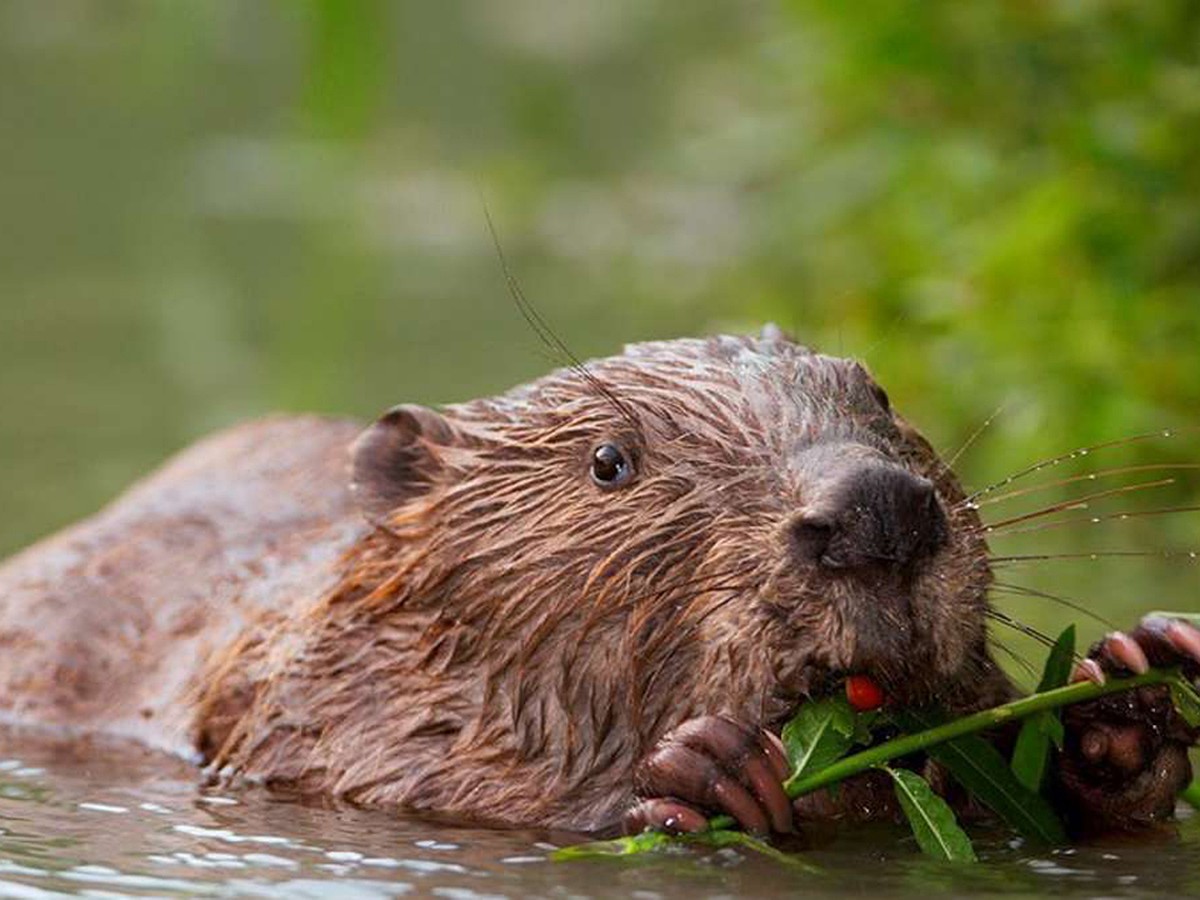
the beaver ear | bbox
[351,404,461,521]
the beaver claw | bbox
[1071,615,1200,684]
[625,715,793,835]
[1057,615,1200,830]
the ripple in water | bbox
[0,732,1197,898]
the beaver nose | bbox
[790,465,948,571]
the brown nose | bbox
[790,464,947,571]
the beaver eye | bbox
[591,443,633,488]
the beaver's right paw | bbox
[623,715,793,835]
[1055,616,1200,830]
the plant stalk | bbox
[709,668,1179,832]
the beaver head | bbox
[207,329,994,829]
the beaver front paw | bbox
[624,715,793,835]
[1056,616,1200,831]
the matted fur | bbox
[186,333,1004,831]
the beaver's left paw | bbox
[624,715,793,835]
[1055,616,1200,830]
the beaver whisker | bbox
[989,581,1115,629]
[987,636,1040,684]
[975,463,1200,508]
[960,427,1197,506]
[481,204,640,431]
[977,478,1178,533]
[985,609,1077,658]
[986,504,1200,539]
[989,550,1200,566]
[940,404,1006,474]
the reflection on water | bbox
[0,732,1198,898]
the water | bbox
[1,732,1198,898]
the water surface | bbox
[1,731,1197,898]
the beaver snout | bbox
[789,461,947,572]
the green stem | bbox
[709,668,1179,832]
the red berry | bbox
[845,674,885,711]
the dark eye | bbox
[591,443,633,488]
[870,383,891,413]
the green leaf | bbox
[1042,714,1065,749]
[937,733,1067,845]
[1011,712,1058,787]
[1169,677,1200,727]
[893,710,1066,845]
[781,695,858,789]
[885,767,977,863]
[551,829,820,870]
[853,710,880,746]
[1011,625,1076,792]
[551,831,675,860]
[1037,625,1078,691]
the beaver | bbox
[0,329,1196,836]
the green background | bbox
[2,1,1198,675]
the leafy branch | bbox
[779,667,1188,803]
[556,620,1200,864]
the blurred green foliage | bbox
[0,1,1197,661]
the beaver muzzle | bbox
[789,455,948,572]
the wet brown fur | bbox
[0,333,1013,831]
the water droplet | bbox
[1163,430,1173,438]
[1079,449,1089,456]
[1088,474,1097,480]
[1091,518,1101,524]
[1191,552,1197,560]
[1090,554,1099,560]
